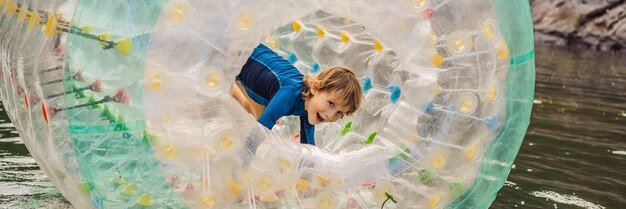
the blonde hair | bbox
[302,67,363,116]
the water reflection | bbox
[0,44,624,209]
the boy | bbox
[231,44,363,145]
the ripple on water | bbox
[611,150,626,155]
[0,183,42,196]
[531,190,605,209]
[0,154,72,209]
[0,123,14,128]
[0,156,37,164]
[0,137,21,143]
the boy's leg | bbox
[230,82,253,114]
[232,82,266,120]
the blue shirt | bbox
[236,44,315,145]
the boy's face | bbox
[305,90,349,125]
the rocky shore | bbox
[531,0,626,51]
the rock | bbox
[531,0,626,51]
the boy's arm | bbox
[257,87,299,130]
[299,118,315,145]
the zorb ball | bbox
[0,0,534,208]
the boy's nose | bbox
[326,110,340,122]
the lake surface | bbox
[0,44,625,208]
[491,45,626,208]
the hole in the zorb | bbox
[230,11,402,148]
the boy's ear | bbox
[311,80,320,95]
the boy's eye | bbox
[338,112,344,117]
[329,101,334,107]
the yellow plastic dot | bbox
[374,39,383,52]
[343,17,352,24]
[237,11,253,30]
[432,54,444,68]
[260,194,280,202]
[292,21,301,32]
[316,176,331,187]
[149,74,162,90]
[161,114,171,124]
[201,177,210,187]
[318,198,334,208]
[295,179,310,193]
[410,0,428,8]
[482,21,496,41]
[452,37,466,51]
[276,157,293,174]
[430,153,445,168]
[488,83,499,102]
[81,26,93,34]
[429,194,443,209]
[110,172,126,185]
[28,12,36,30]
[116,177,126,185]
[315,191,336,209]
[265,36,278,50]
[243,170,258,185]
[6,1,14,16]
[96,33,112,47]
[201,195,216,207]
[137,193,153,206]
[466,144,479,160]
[457,94,477,115]
[115,38,133,56]
[372,181,396,203]
[333,178,344,185]
[227,180,242,197]
[447,34,472,54]
[255,175,274,194]
[162,144,177,159]
[206,71,221,89]
[197,146,213,158]
[316,26,325,39]
[460,98,474,113]
[218,133,234,151]
[340,32,350,44]
[121,184,136,196]
[109,172,120,182]
[497,44,509,59]
[45,15,55,38]
[169,2,189,23]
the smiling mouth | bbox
[316,113,324,123]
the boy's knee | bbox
[230,84,239,97]
[231,86,253,113]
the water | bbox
[0,44,624,208]
[0,110,72,208]
[491,45,626,208]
